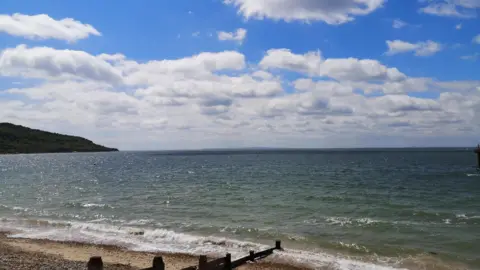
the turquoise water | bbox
[0,150,479,269]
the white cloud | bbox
[386,40,443,56]
[124,51,246,86]
[0,45,123,84]
[7,81,142,116]
[321,58,406,82]
[433,80,480,92]
[97,53,126,62]
[134,74,284,104]
[217,28,247,44]
[252,70,274,80]
[372,95,441,113]
[259,91,355,118]
[192,31,201,37]
[224,0,387,24]
[419,0,479,18]
[461,53,480,61]
[349,77,432,94]
[474,34,480,44]
[2,44,480,149]
[293,79,354,96]
[0,13,100,42]
[259,49,406,82]
[393,19,407,29]
[456,23,463,29]
[259,49,323,75]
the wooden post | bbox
[249,250,255,261]
[477,151,480,168]
[152,256,165,270]
[275,240,282,250]
[224,253,232,270]
[87,256,103,270]
[198,255,208,270]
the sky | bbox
[0,0,479,150]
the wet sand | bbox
[0,232,309,270]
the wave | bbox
[456,214,480,220]
[0,204,30,212]
[64,202,115,209]
[0,217,410,270]
[334,241,370,253]
[325,217,388,227]
[323,212,480,228]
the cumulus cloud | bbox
[0,13,100,42]
[419,0,479,18]
[218,28,247,44]
[386,40,443,56]
[373,95,442,113]
[125,51,246,85]
[134,73,284,109]
[260,48,406,82]
[2,44,480,149]
[252,70,274,80]
[224,0,386,24]
[321,58,406,82]
[259,49,323,75]
[293,79,354,96]
[0,45,123,84]
[259,91,354,118]
[7,81,142,116]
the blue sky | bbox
[0,0,479,149]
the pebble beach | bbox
[0,232,309,270]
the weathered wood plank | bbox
[198,255,208,270]
[152,256,165,270]
[87,256,103,270]
[205,257,225,268]
[253,247,275,259]
[180,266,197,270]
[225,253,232,270]
[231,255,251,268]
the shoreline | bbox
[0,232,310,270]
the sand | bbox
[0,232,309,270]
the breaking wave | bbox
[0,217,415,270]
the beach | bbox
[0,232,309,270]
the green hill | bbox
[0,123,118,154]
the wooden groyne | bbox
[475,145,480,168]
[87,240,283,270]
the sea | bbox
[0,149,479,270]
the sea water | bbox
[0,149,479,269]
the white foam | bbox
[82,203,110,208]
[63,202,114,209]
[325,217,385,227]
[455,214,480,220]
[125,219,156,226]
[0,204,30,212]
[336,241,370,253]
[0,218,407,270]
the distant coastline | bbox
[145,147,473,156]
[0,123,118,154]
